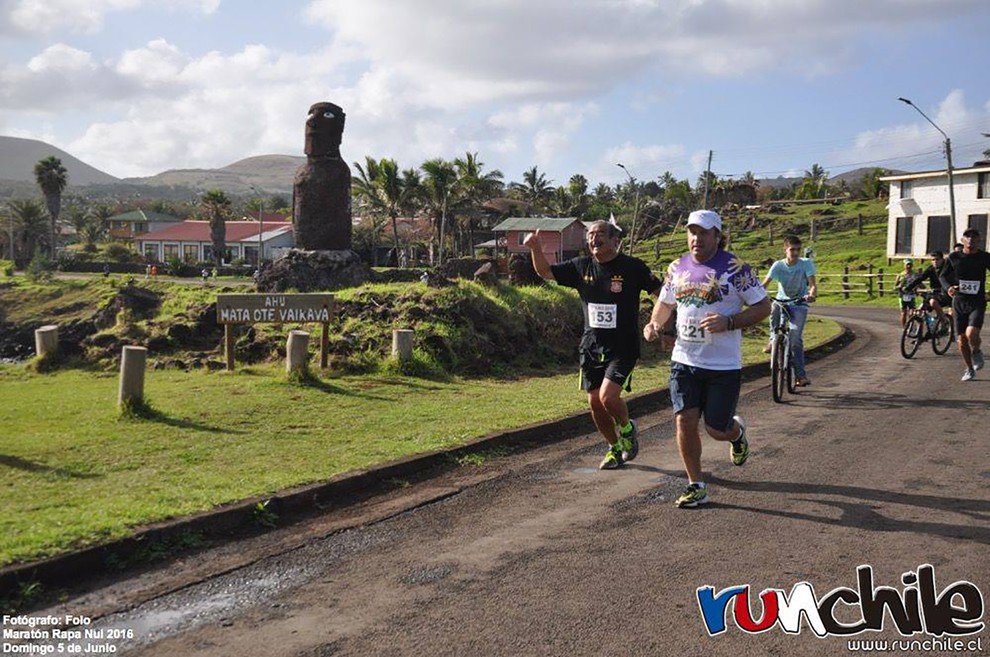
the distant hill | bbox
[123,155,303,195]
[0,136,120,185]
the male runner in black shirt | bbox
[939,229,990,381]
[525,221,662,469]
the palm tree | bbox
[7,199,47,261]
[803,163,829,199]
[353,157,418,264]
[352,157,388,259]
[453,152,503,256]
[509,166,553,214]
[33,156,68,257]
[200,189,231,267]
[420,158,458,265]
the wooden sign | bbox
[216,293,335,370]
[216,293,334,325]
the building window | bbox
[144,244,160,260]
[162,243,179,260]
[926,216,950,254]
[134,223,147,234]
[978,173,990,199]
[517,232,528,246]
[900,180,913,199]
[968,214,988,251]
[183,245,199,262]
[895,217,913,254]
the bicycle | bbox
[900,290,954,359]
[769,297,811,403]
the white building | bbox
[881,164,990,258]
[136,220,294,265]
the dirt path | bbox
[16,306,990,656]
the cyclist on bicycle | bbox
[760,235,817,387]
[895,259,921,328]
[906,251,950,319]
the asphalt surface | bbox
[11,306,990,656]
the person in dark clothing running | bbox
[939,229,990,381]
[525,220,662,469]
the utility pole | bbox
[616,163,641,250]
[702,150,713,209]
[898,97,956,245]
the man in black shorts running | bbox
[525,221,662,469]
[940,228,990,381]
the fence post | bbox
[392,329,414,361]
[810,219,816,241]
[118,345,147,409]
[867,263,874,297]
[858,213,864,235]
[286,330,310,375]
[768,224,774,246]
[34,325,59,360]
[842,265,850,300]
[878,268,884,297]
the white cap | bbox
[687,209,722,232]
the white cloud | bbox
[26,43,94,72]
[4,0,218,34]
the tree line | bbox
[0,153,892,269]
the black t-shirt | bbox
[551,253,662,358]
[940,250,990,305]
[908,262,947,293]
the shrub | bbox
[103,243,139,263]
[26,249,54,282]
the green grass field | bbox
[0,316,838,569]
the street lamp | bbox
[898,97,956,245]
[250,186,264,266]
[616,163,641,250]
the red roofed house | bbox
[136,220,294,265]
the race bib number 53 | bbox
[678,317,712,345]
[588,303,617,329]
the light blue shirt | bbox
[766,258,816,300]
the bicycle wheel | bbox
[932,314,954,355]
[900,317,923,359]
[771,334,786,402]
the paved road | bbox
[22,306,990,656]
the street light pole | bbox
[898,97,957,245]
[616,163,640,250]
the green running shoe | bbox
[599,445,623,470]
[730,415,749,466]
[619,420,639,462]
[675,484,709,508]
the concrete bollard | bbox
[286,330,310,374]
[118,345,148,408]
[392,329,414,361]
[34,325,59,360]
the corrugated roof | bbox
[108,209,183,223]
[491,217,582,232]
[137,220,293,242]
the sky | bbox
[1,0,989,188]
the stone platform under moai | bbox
[255,249,371,293]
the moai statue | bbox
[293,102,352,250]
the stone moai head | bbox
[304,102,345,158]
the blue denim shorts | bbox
[669,361,741,432]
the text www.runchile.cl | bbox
[847,636,983,652]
